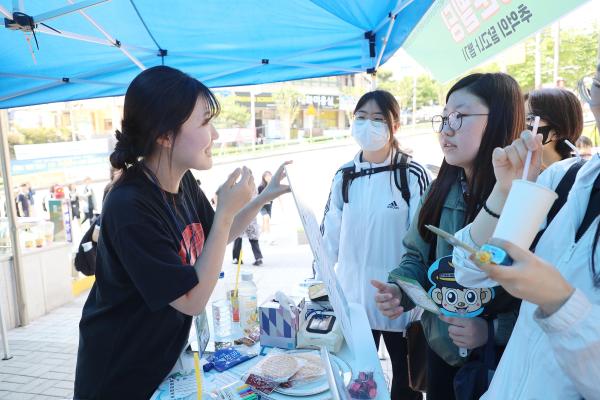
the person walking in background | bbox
[81,177,96,225]
[69,183,81,221]
[25,182,35,215]
[258,171,273,237]
[576,136,594,160]
[232,214,264,266]
[16,184,30,217]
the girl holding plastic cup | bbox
[450,68,600,400]
[372,73,524,400]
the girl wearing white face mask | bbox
[320,90,431,400]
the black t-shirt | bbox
[74,165,214,399]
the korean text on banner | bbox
[403,0,590,82]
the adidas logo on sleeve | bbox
[387,201,399,210]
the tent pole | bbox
[66,0,145,70]
[0,110,28,328]
[0,293,11,359]
[374,10,398,71]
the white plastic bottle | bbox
[237,271,258,332]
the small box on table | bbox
[259,295,305,350]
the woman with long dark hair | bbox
[450,65,600,400]
[74,66,289,398]
[373,73,525,399]
[321,90,431,399]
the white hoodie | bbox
[452,155,600,400]
[321,151,431,331]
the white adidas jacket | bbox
[452,155,600,400]
[321,151,431,331]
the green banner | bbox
[403,0,590,82]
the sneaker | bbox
[232,259,244,264]
[252,259,263,266]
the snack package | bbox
[288,351,326,385]
[234,326,260,347]
[243,352,308,394]
[203,347,258,373]
[347,371,377,399]
[245,352,305,383]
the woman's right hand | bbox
[492,130,543,193]
[215,167,255,218]
[371,280,404,319]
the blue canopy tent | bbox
[0,0,434,356]
[0,0,433,108]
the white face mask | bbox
[351,119,389,151]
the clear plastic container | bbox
[238,271,258,332]
[210,272,233,343]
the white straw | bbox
[522,116,540,180]
[564,139,581,159]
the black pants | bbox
[232,237,263,261]
[426,345,460,400]
[81,210,94,224]
[372,330,422,400]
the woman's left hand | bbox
[440,315,488,349]
[473,238,575,316]
[260,161,292,201]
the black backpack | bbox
[531,159,587,250]
[340,150,411,206]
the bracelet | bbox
[483,202,500,219]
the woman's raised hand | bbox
[260,161,292,201]
[492,130,543,194]
[216,166,255,218]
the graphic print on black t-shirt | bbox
[179,223,205,265]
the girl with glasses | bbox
[373,73,525,400]
[524,88,584,168]
[321,90,431,400]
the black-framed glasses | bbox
[431,111,489,133]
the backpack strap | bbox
[530,159,586,250]
[342,151,412,204]
[341,166,356,203]
[393,151,411,207]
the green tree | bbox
[273,84,302,139]
[503,25,599,91]
[213,94,250,128]
[377,69,446,109]
[7,126,72,157]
